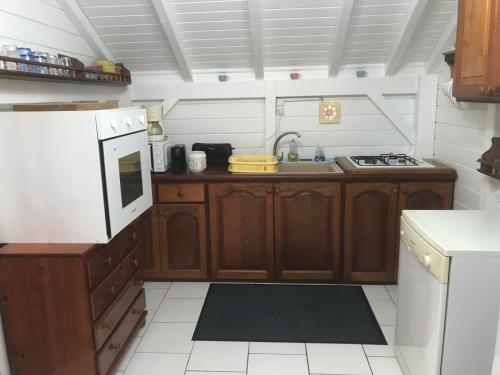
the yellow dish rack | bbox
[228,155,279,173]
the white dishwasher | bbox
[396,210,500,375]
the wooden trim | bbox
[385,0,431,76]
[328,0,354,77]
[55,0,114,60]
[152,0,193,82]
[248,0,264,79]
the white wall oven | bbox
[0,107,152,243]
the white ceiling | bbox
[71,0,458,79]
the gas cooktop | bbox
[350,153,434,168]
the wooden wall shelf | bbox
[0,56,131,86]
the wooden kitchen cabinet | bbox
[454,0,500,100]
[157,203,208,279]
[139,206,162,279]
[209,183,274,280]
[344,183,399,283]
[274,183,341,281]
[398,182,454,212]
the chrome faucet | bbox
[273,131,302,161]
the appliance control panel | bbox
[400,217,449,284]
[95,107,147,140]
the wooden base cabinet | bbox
[209,183,274,280]
[0,218,147,375]
[344,183,399,283]
[344,182,454,283]
[158,203,208,278]
[139,207,162,279]
[274,183,341,281]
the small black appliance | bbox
[170,144,187,174]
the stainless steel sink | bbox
[277,161,345,174]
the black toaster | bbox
[192,143,233,167]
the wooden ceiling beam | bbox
[385,0,430,76]
[425,12,458,73]
[152,0,193,82]
[248,0,264,80]
[328,0,354,77]
[55,0,113,60]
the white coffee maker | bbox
[146,104,166,142]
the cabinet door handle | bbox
[133,259,139,267]
[132,232,138,241]
[480,86,486,94]
[266,187,272,194]
[275,188,280,194]
[177,190,184,198]
[108,343,121,351]
[392,188,398,194]
[107,286,116,295]
[104,257,113,266]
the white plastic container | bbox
[188,151,207,173]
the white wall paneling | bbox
[425,12,457,73]
[55,0,113,59]
[152,0,193,81]
[132,75,422,159]
[0,0,126,105]
[414,74,438,158]
[385,0,430,76]
[433,63,500,210]
[248,0,264,79]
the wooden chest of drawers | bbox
[0,216,148,375]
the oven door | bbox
[101,130,152,239]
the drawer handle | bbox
[275,188,280,194]
[133,259,139,267]
[177,190,184,198]
[104,257,113,266]
[393,188,398,194]
[108,343,121,351]
[266,187,272,194]
[132,232,138,241]
[107,286,116,295]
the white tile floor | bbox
[115,282,402,375]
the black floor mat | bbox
[193,283,387,345]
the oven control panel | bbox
[95,107,147,140]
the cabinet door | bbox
[398,182,454,212]
[209,183,274,280]
[158,204,208,279]
[344,183,399,283]
[274,183,341,281]
[454,0,493,98]
[139,206,162,279]
[486,0,500,94]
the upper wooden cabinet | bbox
[208,183,274,280]
[274,183,341,281]
[344,183,399,283]
[454,0,500,100]
[158,203,208,279]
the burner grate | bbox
[351,153,418,167]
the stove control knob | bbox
[126,117,133,127]
[400,230,404,236]
[424,254,431,268]
[110,120,118,130]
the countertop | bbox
[402,210,500,257]
[152,157,457,183]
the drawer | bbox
[158,183,205,203]
[115,219,141,260]
[87,242,121,291]
[94,271,144,350]
[90,243,141,320]
[97,290,146,375]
